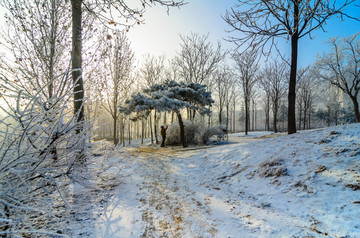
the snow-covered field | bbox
[77,124,360,237]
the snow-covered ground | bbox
[78,124,360,237]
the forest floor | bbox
[74,125,360,238]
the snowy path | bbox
[92,134,287,237]
[90,128,360,237]
[92,141,247,237]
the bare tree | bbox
[258,72,272,131]
[165,58,181,82]
[175,33,225,85]
[70,0,185,135]
[140,54,166,144]
[213,65,234,127]
[174,33,226,121]
[99,31,134,145]
[224,0,359,134]
[0,1,88,234]
[1,0,74,162]
[261,60,288,133]
[297,67,317,130]
[316,33,360,122]
[233,49,259,135]
[1,0,71,99]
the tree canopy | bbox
[120,80,213,147]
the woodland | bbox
[0,0,359,237]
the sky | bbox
[127,0,360,67]
[0,1,358,67]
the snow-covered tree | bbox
[233,49,259,135]
[98,31,134,145]
[260,60,288,133]
[175,33,225,85]
[296,67,318,130]
[213,65,235,129]
[140,54,167,144]
[121,81,214,147]
[224,0,359,134]
[0,68,89,236]
[316,33,360,123]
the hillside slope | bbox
[86,124,360,237]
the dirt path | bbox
[94,133,288,237]
[125,147,218,237]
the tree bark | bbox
[288,2,299,135]
[149,113,153,144]
[245,98,249,135]
[176,112,187,147]
[233,98,236,132]
[154,110,158,144]
[351,96,360,123]
[113,114,118,145]
[273,103,278,133]
[71,0,84,131]
[226,104,230,131]
[219,106,223,125]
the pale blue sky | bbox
[0,1,358,67]
[127,0,360,67]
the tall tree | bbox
[175,33,225,120]
[296,67,317,130]
[100,31,134,145]
[140,54,166,144]
[70,0,185,131]
[316,33,360,123]
[233,49,258,135]
[224,0,359,134]
[262,60,288,133]
[213,65,234,128]
[175,33,225,85]
[1,0,71,99]
[121,81,214,147]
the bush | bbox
[165,120,219,146]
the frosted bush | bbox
[0,78,91,236]
[165,120,218,146]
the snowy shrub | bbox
[258,159,288,178]
[0,78,91,236]
[165,120,218,145]
[200,126,219,144]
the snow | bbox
[80,124,360,237]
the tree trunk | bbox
[273,101,278,133]
[245,98,249,135]
[141,119,144,144]
[163,111,167,125]
[219,106,223,125]
[208,105,212,128]
[298,103,302,130]
[128,121,131,145]
[113,114,118,145]
[308,108,311,130]
[252,98,256,131]
[288,2,299,135]
[154,110,158,144]
[176,112,187,147]
[303,108,307,130]
[265,97,270,131]
[233,98,236,132]
[149,113,153,144]
[71,0,84,131]
[351,96,360,123]
[226,104,230,131]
